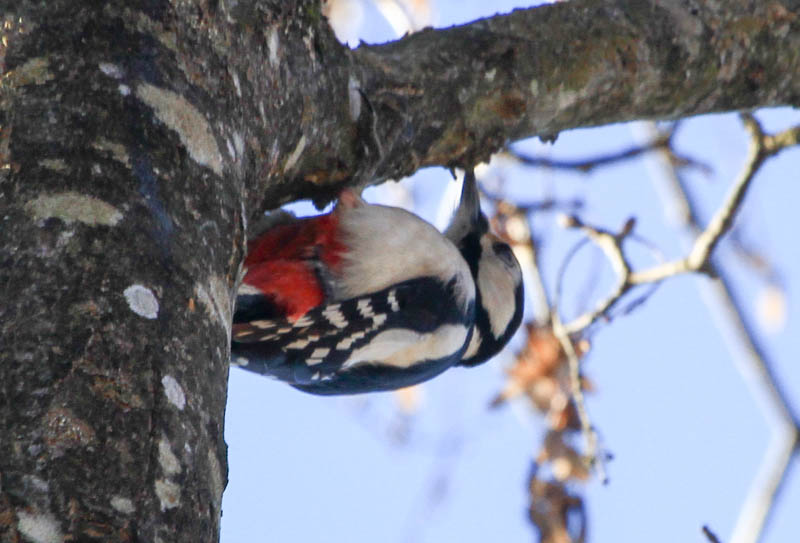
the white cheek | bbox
[477,250,519,339]
[463,327,482,359]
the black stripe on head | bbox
[456,224,484,277]
[459,277,523,367]
[459,236,525,368]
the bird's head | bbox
[445,169,524,367]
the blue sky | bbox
[221,3,800,542]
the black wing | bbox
[231,276,473,394]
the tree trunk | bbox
[1,0,798,541]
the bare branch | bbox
[558,216,636,334]
[507,131,673,172]
[504,127,712,175]
[549,115,800,488]
[629,115,765,282]
[268,0,800,206]
[637,120,800,543]
[731,432,799,543]
[561,115,800,335]
[551,312,607,482]
[703,525,724,543]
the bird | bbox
[230,170,523,395]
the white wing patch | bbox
[336,331,367,351]
[371,313,387,327]
[309,347,331,363]
[387,288,400,312]
[252,321,274,330]
[356,299,374,318]
[341,325,469,370]
[286,338,311,350]
[322,305,348,328]
[293,315,314,328]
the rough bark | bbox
[277,0,800,207]
[0,0,797,541]
[0,1,250,541]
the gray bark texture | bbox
[0,0,797,541]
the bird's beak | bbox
[458,168,482,228]
[445,168,485,241]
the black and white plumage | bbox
[445,170,524,367]
[231,189,476,394]
[230,171,523,395]
[233,276,472,394]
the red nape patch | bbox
[245,213,346,270]
[242,212,347,320]
[244,260,323,321]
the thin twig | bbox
[505,128,710,175]
[480,184,584,214]
[703,525,724,543]
[635,117,800,543]
[550,310,607,483]
[558,216,636,334]
[561,114,800,336]
[553,114,800,485]
[525,227,553,325]
[731,431,799,543]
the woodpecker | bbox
[231,172,523,395]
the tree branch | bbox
[504,128,711,175]
[166,0,800,210]
[636,120,800,543]
[547,114,800,480]
[561,115,800,335]
[295,0,800,204]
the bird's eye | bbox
[492,241,516,266]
